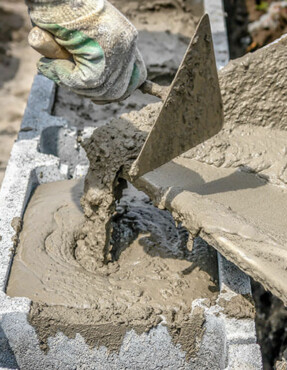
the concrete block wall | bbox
[203,0,230,69]
[0,1,262,368]
[217,255,262,369]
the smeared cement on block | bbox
[7,179,219,359]
[74,33,287,302]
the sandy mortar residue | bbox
[7,176,218,355]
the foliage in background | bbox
[256,1,269,11]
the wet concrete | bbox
[77,33,287,304]
[14,30,287,310]
[1,1,265,367]
[6,1,219,358]
[7,178,218,354]
[7,0,287,360]
[186,33,287,188]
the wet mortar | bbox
[7,0,287,363]
[6,2,222,357]
[221,3,287,367]
[8,100,219,358]
[7,177,219,355]
[57,24,287,365]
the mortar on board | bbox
[7,102,220,360]
[5,93,261,368]
[6,6,219,355]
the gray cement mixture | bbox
[7,94,218,356]
[185,34,287,188]
[51,13,220,272]
[7,176,218,355]
[50,32,287,304]
[76,104,159,269]
[7,0,220,358]
[7,0,287,361]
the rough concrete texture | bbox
[80,36,287,304]
[217,255,262,369]
[0,302,230,370]
[186,34,287,187]
[2,105,261,369]
[178,34,287,303]
[1,250,261,369]
[203,0,229,68]
[77,104,158,268]
[0,75,219,370]
[0,1,262,368]
[136,157,287,305]
[0,75,67,369]
[7,179,220,359]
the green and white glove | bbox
[26,0,147,103]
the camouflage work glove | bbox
[26,0,147,103]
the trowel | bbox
[29,14,223,178]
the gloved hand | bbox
[25,0,147,103]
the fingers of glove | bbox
[37,56,129,102]
[37,57,64,85]
[67,52,138,100]
[37,57,107,90]
[125,49,147,95]
[69,54,147,103]
[37,41,134,97]
[38,51,147,104]
[135,49,148,87]
[37,55,133,102]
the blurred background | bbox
[0,0,37,184]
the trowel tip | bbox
[128,162,140,179]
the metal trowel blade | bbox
[129,14,223,179]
